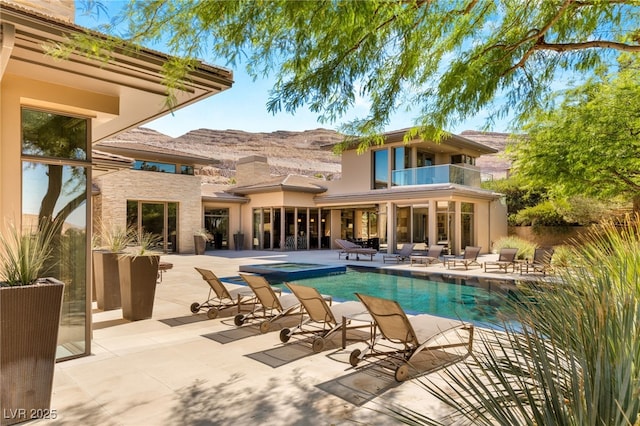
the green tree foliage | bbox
[511,56,640,211]
[57,1,640,151]
[482,176,547,217]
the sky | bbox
[75,1,510,138]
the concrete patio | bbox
[42,249,525,425]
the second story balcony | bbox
[391,164,481,188]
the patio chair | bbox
[234,273,302,332]
[483,247,518,273]
[409,245,445,267]
[350,293,474,382]
[335,239,377,261]
[446,246,482,270]
[383,243,416,263]
[521,247,555,276]
[279,282,371,353]
[191,267,256,319]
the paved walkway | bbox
[44,249,526,425]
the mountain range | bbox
[102,127,512,184]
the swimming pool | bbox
[268,267,518,327]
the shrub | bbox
[513,200,569,227]
[492,236,537,260]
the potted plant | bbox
[118,231,162,321]
[92,222,135,311]
[193,228,211,255]
[233,231,244,251]
[0,221,64,426]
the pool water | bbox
[271,267,518,327]
[238,262,346,280]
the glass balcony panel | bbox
[391,165,480,187]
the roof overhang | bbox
[95,143,221,167]
[0,2,233,143]
[314,184,502,207]
[344,128,498,156]
[228,184,327,196]
[92,149,134,176]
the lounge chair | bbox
[234,273,302,332]
[350,293,474,382]
[279,282,371,352]
[483,247,518,273]
[335,239,377,261]
[383,243,416,263]
[191,267,256,319]
[521,247,555,276]
[446,246,482,270]
[410,245,445,266]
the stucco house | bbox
[0,0,233,360]
[232,130,508,255]
[96,128,508,256]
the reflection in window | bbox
[394,146,410,170]
[22,162,87,360]
[180,165,194,175]
[204,208,229,249]
[21,108,87,160]
[461,202,475,248]
[133,160,176,173]
[373,149,389,189]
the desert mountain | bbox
[101,127,512,183]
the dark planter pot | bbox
[233,233,244,251]
[0,279,64,426]
[92,250,122,311]
[193,235,206,255]
[213,233,223,249]
[118,255,160,321]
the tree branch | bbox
[534,38,640,52]
[611,168,640,191]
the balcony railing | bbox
[391,164,481,188]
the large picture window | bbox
[21,107,90,361]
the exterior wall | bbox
[282,191,318,207]
[489,197,509,251]
[336,149,373,193]
[10,0,75,22]
[94,169,203,253]
[0,77,22,228]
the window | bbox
[127,201,179,252]
[461,202,475,248]
[394,146,410,170]
[417,150,433,167]
[204,208,229,249]
[373,149,389,189]
[180,165,194,175]
[451,154,476,166]
[133,160,176,173]
[21,107,90,360]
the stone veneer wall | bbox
[9,0,75,22]
[94,170,203,253]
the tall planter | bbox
[233,233,244,251]
[0,279,64,426]
[193,235,206,255]
[118,255,159,321]
[92,250,121,310]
